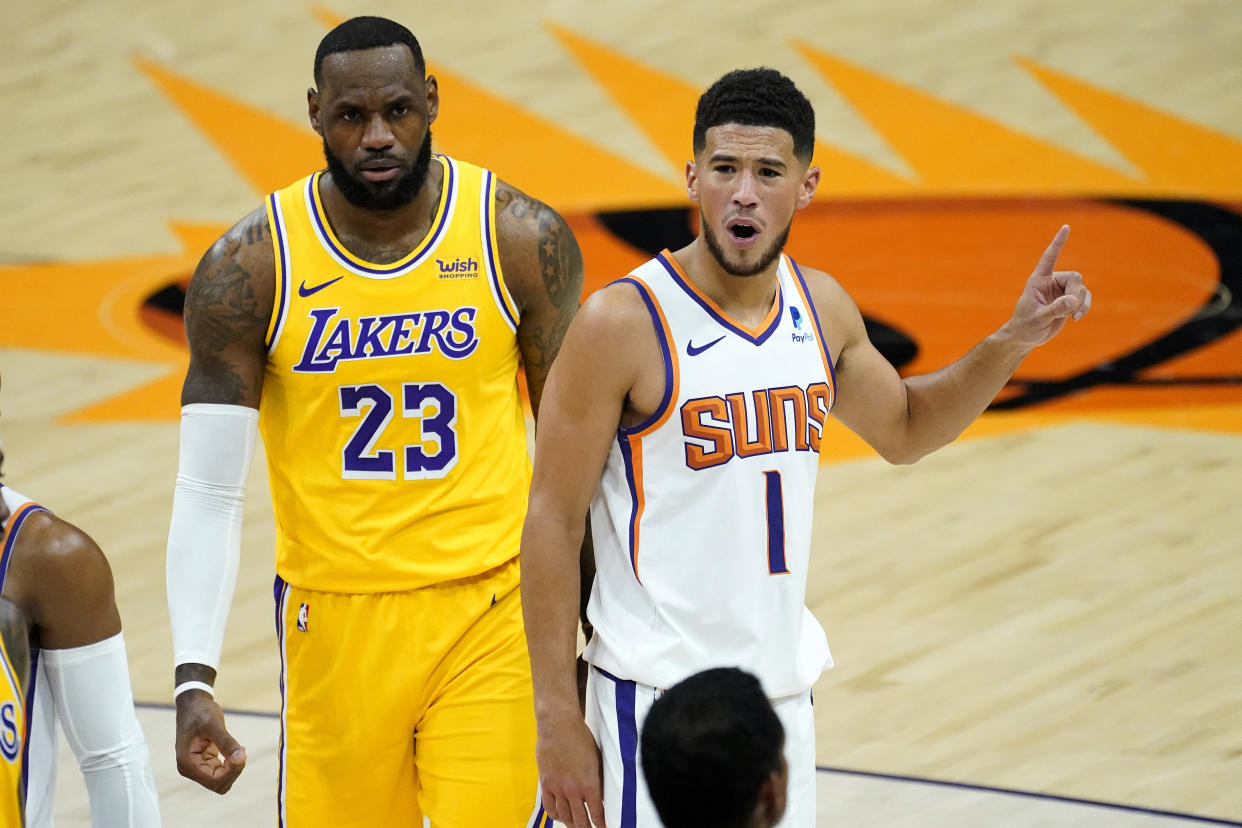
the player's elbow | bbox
[76,732,162,826]
[870,429,937,465]
[876,445,924,466]
[75,724,151,774]
[871,402,938,465]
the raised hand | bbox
[1005,225,1093,348]
[175,690,247,794]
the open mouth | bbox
[726,219,760,245]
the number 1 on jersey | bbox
[764,470,790,575]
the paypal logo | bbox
[789,306,813,343]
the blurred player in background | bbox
[1,369,161,827]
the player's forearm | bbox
[44,634,162,827]
[521,508,587,724]
[83,762,162,828]
[897,326,1031,463]
[166,404,257,674]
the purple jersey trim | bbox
[656,251,783,345]
[305,156,456,276]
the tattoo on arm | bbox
[493,185,519,219]
[529,205,584,369]
[535,203,584,311]
[517,316,573,381]
[494,186,583,294]
[182,211,273,406]
[495,181,585,412]
[240,216,269,248]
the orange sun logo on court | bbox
[2,6,1240,452]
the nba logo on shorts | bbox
[297,602,309,633]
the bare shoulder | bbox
[536,277,665,433]
[3,510,119,647]
[558,279,663,407]
[573,279,655,345]
[185,205,276,337]
[182,204,277,406]
[492,178,583,312]
[553,280,654,384]
[796,264,854,314]
[7,511,112,595]
[794,263,865,355]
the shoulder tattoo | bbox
[495,182,583,307]
[182,211,273,404]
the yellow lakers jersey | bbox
[261,155,530,593]
[0,608,25,828]
[1,497,37,827]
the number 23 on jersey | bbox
[338,382,458,480]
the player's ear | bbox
[796,164,820,210]
[686,160,700,203]
[424,74,439,125]
[756,755,788,826]
[308,88,324,137]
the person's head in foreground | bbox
[641,667,788,828]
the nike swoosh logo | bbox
[298,276,344,297]
[686,335,726,356]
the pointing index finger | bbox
[1036,225,1071,275]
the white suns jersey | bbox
[584,250,836,698]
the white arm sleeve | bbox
[166,403,258,670]
[40,634,161,828]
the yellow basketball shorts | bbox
[273,557,539,827]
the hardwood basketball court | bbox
[1,0,1239,824]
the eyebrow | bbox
[331,91,418,109]
[708,152,788,169]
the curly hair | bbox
[693,68,816,163]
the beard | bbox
[323,129,433,211]
[701,213,792,277]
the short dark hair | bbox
[641,668,785,828]
[314,16,425,86]
[693,68,816,163]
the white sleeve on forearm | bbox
[41,634,161,828]
[166,403,258,670]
